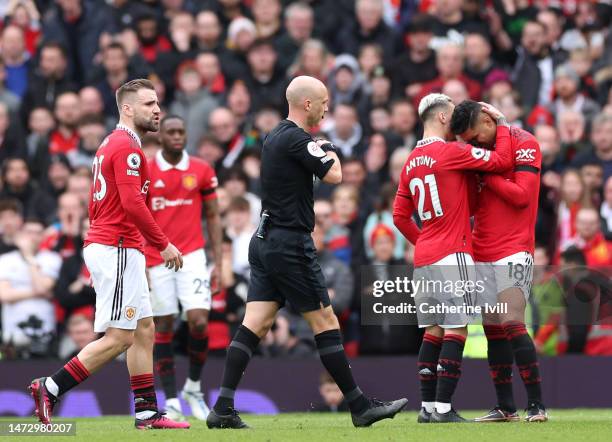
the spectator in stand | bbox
[557,169,592,254]
[558,110,589,162]
[91,42,131,119]
[0,59,21,115]
[323,104,366,158]
[209,107,246,170]
[53,216,95,325]
[48,91,81,155]
[464,32,506,85]
[58,313,97,360]
[169,62,218,154]
[288,38,330,81]
[65,171,90,207]
[252,0,283,40]
[25,107,55,180]
[0,158,56,225]
[551,64,600,126]
[196,135,225,170]
[220,167,261,225]
[413,42,481,107]
[571,113,612,182]
[512,20,557,109]
[358,44,384,81]
[195,52,227,99]
[0,218,61,357]
[42,0,113,84]
[359,223,421,355]
[537,7,568,66]
[40,191,84,259]
[44,154,72,203]
[430,0,489,38]
[363,183,406,261]
[21,42,75,121]
[134,12,172,65]
[0,198,23,254]
[389,13,437,99]
[226,79,252,130]
[442,78,469,105]
[580,162,604,207]
[225,16,258,81]
[244,38,288,112]
[327,54,366,110]
[368,106,391,134]
[4,0,42,57]
[78,86,115,130]
[497,90,524,127]
[0,102,25,165]
[335,0,399,64]
[275,1,314,71]
[562,207,612,266]
[68,114,106,169]
[330,184,366,269]
[0,25,29,98]
[224,196,254,278]
[389,99,417,148]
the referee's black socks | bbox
[315,329,370,414]
[213,325,261,414]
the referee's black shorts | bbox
[247,227,331,313]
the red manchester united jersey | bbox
[472,127,542,262]
[144,150,218,267]
[394,126,512,267]
[85,125,168,253]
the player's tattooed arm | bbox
[204,198,223,295]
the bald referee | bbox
[207,76,408,429]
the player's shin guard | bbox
[153,331,177,400]
[418,333,442,411]
[213,325,260,414]
[503,321,542,404]
[435,334,466,406]
[483,325,516,412]
[315,329,370,415]
[131,373,158,419]
[46,356,90,398]
[187,329,209,383]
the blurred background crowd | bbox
[0,0,612,362]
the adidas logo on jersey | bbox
[154,179,165,188]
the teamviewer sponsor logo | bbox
[151,197,194,211]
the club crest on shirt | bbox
[125,306,136,320]
[182,174,197,190]
[127,153,141,169]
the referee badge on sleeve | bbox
[307,141,326,157]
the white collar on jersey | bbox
[115,124,142,148]
[416,136,445,148]
[156,149,189,171]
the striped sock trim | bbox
[130,374,154,391]
[423,333,443,346]
[64,357,90,383]
[155,331,173,344]
[344,387,364,402]
[318,344,344,356]
[229,340,253,358]
[218,387,236,400]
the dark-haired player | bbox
[147,115,222,421]
[393,93,513,423]
[450,100,547,422]
[28,79,189,430]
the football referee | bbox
[207,76,407,429]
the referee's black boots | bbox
[351,398,409,427]
[206,408,250,429]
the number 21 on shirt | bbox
[92,155,107,201]
[409,174,443,220]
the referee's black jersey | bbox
[260,119,334,232]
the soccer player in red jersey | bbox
[393,94,514,423]
[450,100,547,423]
[28,79,189,430]
[146,115,222,421]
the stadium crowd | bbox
[0,0,611,361]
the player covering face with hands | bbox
[28,79,189,430]
[450,100,547,423]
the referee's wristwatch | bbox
[319,142,336,153]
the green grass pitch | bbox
[2,410,612,441]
